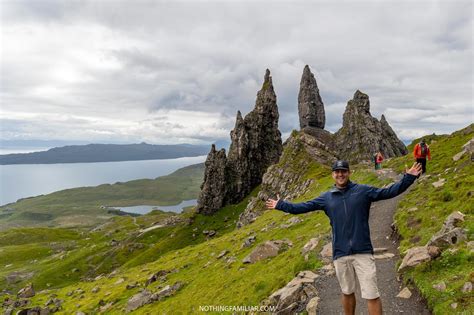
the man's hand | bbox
[406,162,422,176]
[265,194,280,209]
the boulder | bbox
[301,238,320,256]
[126,283,138,290]
[444,211,465,229]
[320,242,333,262]
[150,281,183,301]
[242,240,292,264]
[241,235,256,248]
[306,296,320,315]
[398,246,440,271]
[432,281,446,292]
[427,227,466,249]
[17,283,35,298]
[427,211,466,249]
[453,137,474,161]
[263,270,319,314]
[145,270,169,286]
[114,278,125,285]
[126,290,153,312]
[432,178,446,188]
[17,306,51,314]
[216,249,229,259]
[281,216,303,228]
[462,282,472,293]
[396,287,412,299]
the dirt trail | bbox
[315,169,431,314]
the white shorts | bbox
[333,253,380,300]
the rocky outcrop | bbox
[236,131,336,227]
[17,283,35,298]
[452,136,474,161]
[125,282,183,312]
[427,211,466,249]
[334,90,407,162]
[398,246,441,271]
[298,65,325,130]
[196,70,282,215]
[380,115,409,157]
[262,270,319,314]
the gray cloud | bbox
[1,0,472,145]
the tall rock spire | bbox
[196,69,283,215]
[196,144,227,215]
[298,65,325,129]
[226,110,250,203]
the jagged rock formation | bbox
[237,67,408,228]
[196,70,283,215]
[298,65,325,130]
[196,145,227,215]
[334,90,407,162]
[200,66,407,221]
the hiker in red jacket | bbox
[413,139,431,174]
[375,152,384,171]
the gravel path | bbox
[315,169,431,314]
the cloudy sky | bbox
[1,0,472,146]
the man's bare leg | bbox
[367,297,382,315]
[341,293,356,315]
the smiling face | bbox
[332,169,350,188]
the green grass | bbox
[2,126,471,314]
[385,124,474,314]
[0,131,397,314]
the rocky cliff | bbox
[196,70,283,215]
[199,66,407,216]
[334,90,408,162]
[237,66,407,227]
[237,130,337,227]
[195,145,227,215]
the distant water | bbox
[111,199,198,214]
[0,156,206,206]
[0,147,50,155]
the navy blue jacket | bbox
[276,173,417,260]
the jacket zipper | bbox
[342,195,352,252]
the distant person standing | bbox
[413,139,431,174]
[375,152,384,170]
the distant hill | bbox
[0,143,211,164]
[0,162,205,230]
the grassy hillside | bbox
[0,132,392,314]
[0,163,204,230]
[2,126,471,314]
[385,124,473,314]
